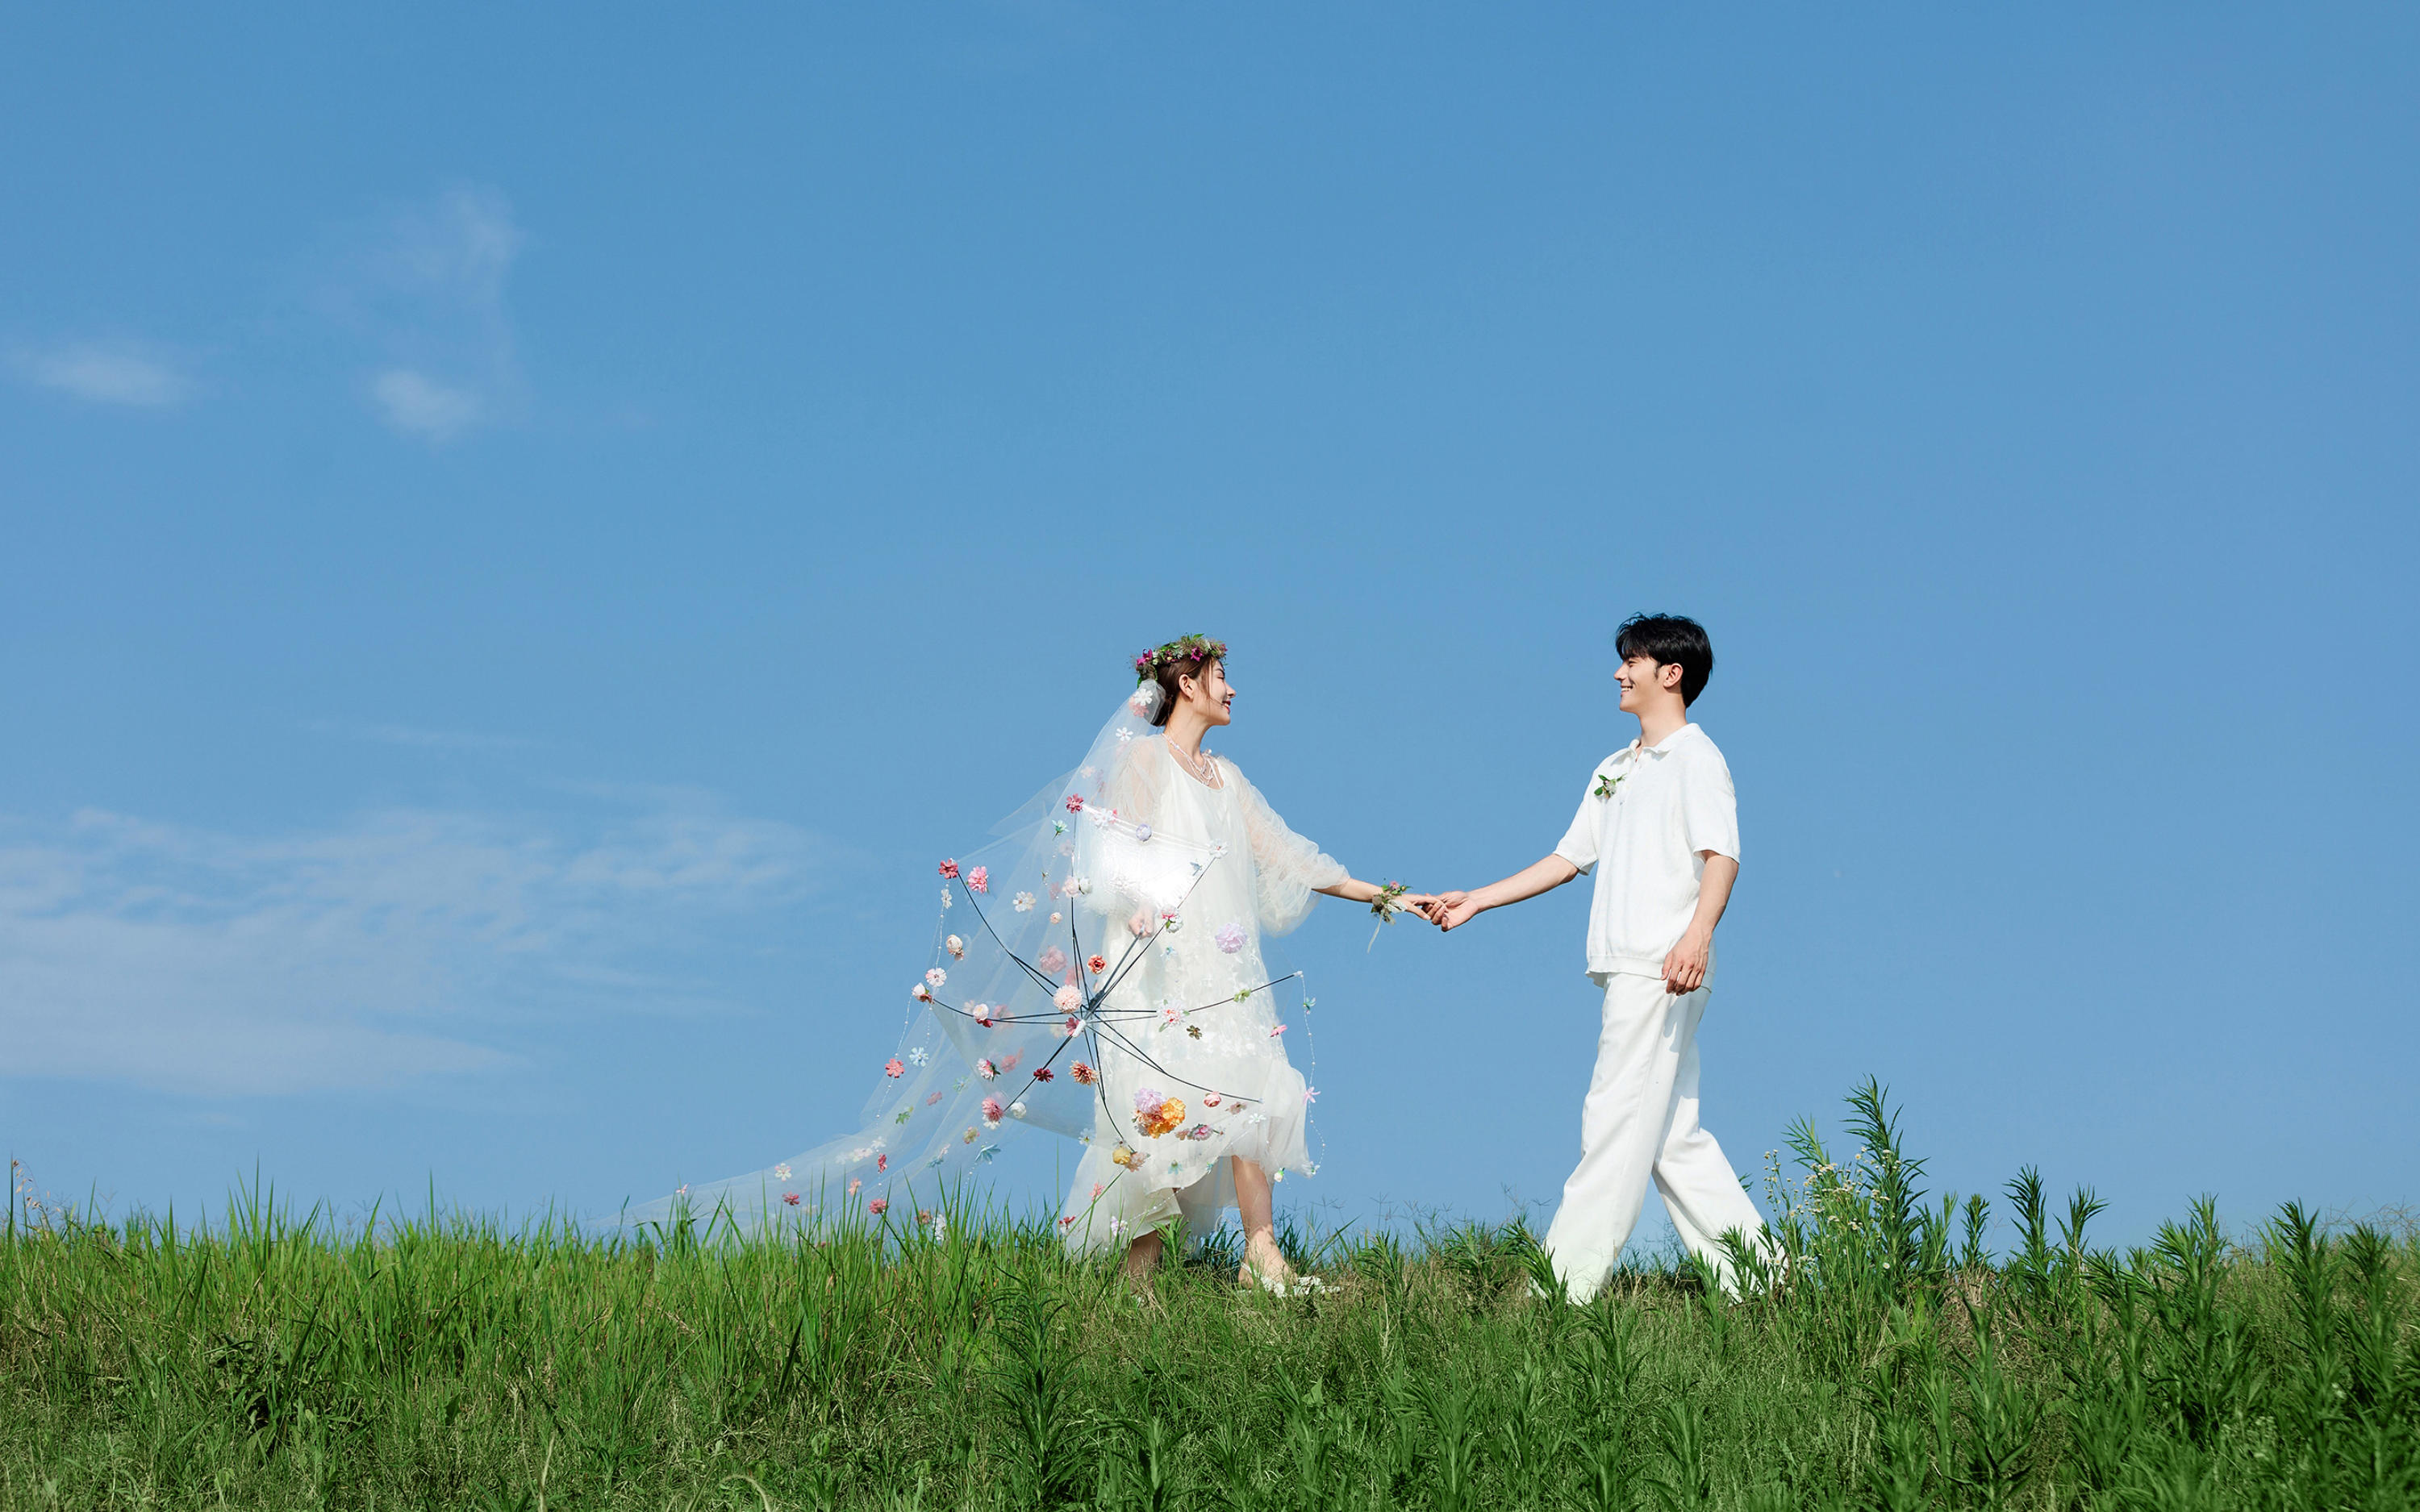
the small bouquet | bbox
[1367,881,1412,952]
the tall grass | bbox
[3,1081,2414,1510]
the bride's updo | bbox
[1133,635,1228,729]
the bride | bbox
[631,635,1429,1295]
[1060,636,1430,1289]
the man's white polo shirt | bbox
[1552,723,1741,981]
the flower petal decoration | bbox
[945,935,966,960]
[924,968,948,989]
[938,859,960,880]
[969,866,988,893]
[884,1057,905,1077]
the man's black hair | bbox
[1614,613,1714,706]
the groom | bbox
[1425,613,1767,1301]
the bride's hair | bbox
[1133,635,1227,729]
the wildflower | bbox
[1054,985,1082,1010]
[1061,1214,1079,1229]
[969,866,988,893]
[1087,954,1107,975]
[1033,1067,1055,1083]
[847,1178,862,1197]
[1215,923,1245,954]
[774,1163,793,1180]
[1090,1182,1106,1199]
[925,968,947,989]
[884,1057,905,1077]
[783,1191,801,1206]
[938,859,961,879]
[870,1198,889,1216]
[945,935,966,960]
[1038,947,1068,976]
[1108,1217,1126,1237]
[1013,891,1035,913]
[976,1058,997,1080]
[1071,1061,1098,1085]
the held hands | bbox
[1418,890,1481,931]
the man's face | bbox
[1615,653,1675,714]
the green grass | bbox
[3,1080,2414,1510]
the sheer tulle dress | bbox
[1054,735,1344,1252]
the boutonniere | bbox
[1593,770,1624,799]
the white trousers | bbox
[1541,973,1767,1302]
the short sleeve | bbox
[1553,771,1603,874]
[1225,759,1348,937]
[1679,746,1740,862]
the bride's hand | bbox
[1128,906,1154,937]
[1400,893,1445,926]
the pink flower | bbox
[1054,985,1081,1010]
[1065,794,1084,813]
[1269,1024,1287,1037]
[1037,947,1068,976]
[1304,1086,1319,1103]
[975,1058,997,1080]
[1062,1014,1082,1037]
[869,1198,888,1216]
[982,1097,1004,1123]
[1087,954,1107,975]
[925,1091,943,1106]
[1090,1182,1106,1199]
[1002,1052,1022,1072]
[884,1057,905,1077]
[877,1154,889,1171]
[847,1178,862,1197]
[969,866,988,893]
[782,1192,801,1206]
[1060,1213,1079,1228]
[1215,923,1245,954]
[938,859,960,879]
[1133,1087,1163,1114]
[1204,1094,1222,1108]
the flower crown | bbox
[1132,634,1228,685]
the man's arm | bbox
[1422,854,1580,931]
[1659,852,1738,993]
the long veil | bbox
[620,682,1313,1235]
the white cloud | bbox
[13,342,190,406]
[0,798,822,1097]
[371,368,482,440]
[330,185,526,442]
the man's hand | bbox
[1663,930,1711,994]
[1417,889,1465,927]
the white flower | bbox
[1116,727,1135,744]
[945,935,965,960]
[774,1163,793,1181]
[1070,874,1091,895]
[941,887,953,908]
[912,983,932,1001]
[1009,1100,1028,1119]
[1013,892,1035,913]
[908,1047,930,1067]
[1054,985,1082,1010]
[924,968,947,989]
[975,1058,996,1080]
[1049,911,1063,924]
[1162,1006,1183,1027]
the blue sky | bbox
[4,6,2414,1249]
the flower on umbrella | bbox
[1111,1144,1140,1169]
[1033,1066,1056,1084]
[941,887,953,909]
[884,1058,905,1077]
[982,1097,1004,1124]
[908,1047,930,1067]
[1013,892,1035,913]
[1070,1061,1097,1085]
[782,1191,801,1206]
[1065,794,1085,813]
[1054,985,1081,1010]
[969,866,988,893]
[1009,1100,1028,1119]
[1133,1089,1187,1138]
[962,1127,978,1143]
[924,968,948,989]
[774,1163,793,1180]
[938,859,960,880]
[1087,954,1107,975]
[925,1091,943,1106]
[978,1143,1001,1163]
[1215,923,1245,954]
[1162,1006,1183,1027]
[1059,1014,1081,1038]
[877,1154,889,1171]
[1001,1051,1020,1071]
[1203,1094,1221,1109]
[912,983,932,1002]
[975,1058,997,1080]
[1037,947,1068,976]
[973,1003,994,1027]
[945,935,965,960]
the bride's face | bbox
[1179,659,1236,727]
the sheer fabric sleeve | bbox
[1224,759,1347,937]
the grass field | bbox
[3,1081,2413,1510]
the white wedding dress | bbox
[1054,733,1344,1252]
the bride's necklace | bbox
[1171,740,1217,784]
